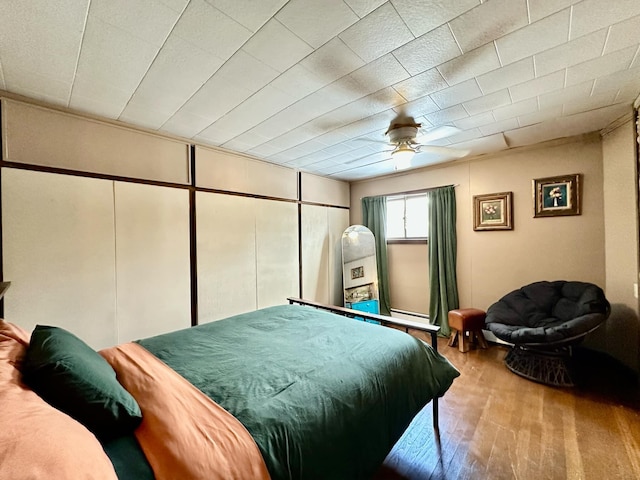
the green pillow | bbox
[22,325,142,440]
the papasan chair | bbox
[485,280,610,387]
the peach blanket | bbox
[0,320,118,480]
[100,342,271,480]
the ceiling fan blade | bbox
[415,145,470,158]
[416,125,461,143]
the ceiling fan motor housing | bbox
[387,124,420,144]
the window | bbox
[386,194,428,242]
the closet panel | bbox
[114,182,191,342]
[195,146,297,199]
[2,100,190,184]
[196,192,257,323]
[301,204,330,304]
[255,199,299,308]
[328,207,350,306]
[301,172,350,207]
[1,168,117,348]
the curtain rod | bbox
[362,184,459,199]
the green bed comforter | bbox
[135,304,459,480]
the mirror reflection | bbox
[341,225,380,315]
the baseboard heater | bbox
[390,308,430,323]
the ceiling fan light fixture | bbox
[392,146,414,170]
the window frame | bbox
[386,193,429,244]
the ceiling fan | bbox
[364,114,470,170]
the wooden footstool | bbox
[448,308,488,353]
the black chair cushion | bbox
[485,281,610,345]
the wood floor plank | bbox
[614,405,640,478]
[374,337,640,480]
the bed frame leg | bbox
[432,397,439,434]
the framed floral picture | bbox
[533,173,581,217]
[473,192,513,231]
[351,266,364,279]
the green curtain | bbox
[361,196,392,316]
[427,185,459,337]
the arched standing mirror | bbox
[341,225,380,315]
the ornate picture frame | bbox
[533,173,581,217]
[473,191,513,231]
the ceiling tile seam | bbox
[460,101,472,119]
[532,54,538,78]
[446,22,464,55]
[157,6,315,134]
[493,40,504,69]
[516,114,523,129]
[471,77,485,109]
[613,89,625,104]
[567,5,574,41]
[176,6,369,135]
[303,144,376,166]
[589,76,597,97]
[601,26,612,56]
[525,0,531,25]
[0,57,6,89]
[258,99,397,160]
[263,104,401,161]
[213,91,351,151]
[391,85,410,104]
[252,0,294,33]
[257,17,316,64]
[191,36,366,145]
[628,44,640,69]
[292,139,359,162]
[341,0,360,20]
[209,47,403,150]
[506,84,514,106]
[387,1,417,41]
[68,0,93,107]
[165,57,285,139]
[339,35,374,66]
[116,1,190,120]
[434,65,453,89]
[337,154,386,174]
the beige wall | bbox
[350,134,606,314]
[352,127,640,373]
[596,118,639,372]
[387,243,429,313]
[467,134,606,309]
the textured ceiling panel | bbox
[0,0,639,181]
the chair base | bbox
[504,345,576,387]
[448,328,488,353]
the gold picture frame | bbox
[473,192,513,231]
[533,173,581,217]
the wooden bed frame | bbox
[287,297,443,432]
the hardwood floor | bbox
[374,336,640,480]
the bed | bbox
[1,301,459,480]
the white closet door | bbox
[197,192,257,323]
[114,182,191,342]
[301,204,330,304]
[2,168,117,348]
[328,207,350,306]
[256,199,299,308]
